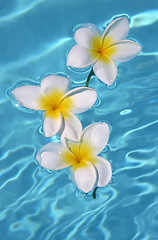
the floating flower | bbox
[67,16,141,86]
[36,122,112,193]
[12,74,97,139]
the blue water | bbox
[1,0,158,239]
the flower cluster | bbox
[11,16,141,194]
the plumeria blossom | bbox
[67,16,141,85]
[12,74,97,139]
[36,122,112,193]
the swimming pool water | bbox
[0,0,158,239]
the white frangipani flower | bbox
[67,16,141,85]
[12,74,97,139]
[36,122,112,193]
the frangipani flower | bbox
[12,74,97,139]
[36,122,112,193]
[67,16,141,85]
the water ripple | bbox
[0,0,44,21]
[131,9,158,28]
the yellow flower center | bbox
[37,89,74,119]
[89,35,118,63]
[60,140,96,170]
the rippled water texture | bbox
[1,0,158,239]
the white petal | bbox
[12,85,44,110]
[109,40,142,62]
[93,57,117,85]
[37,142,75,170]
[41,74,71,96]
[102,17,129,44]
[80,122,109,155]
[89,156,112,187]
[70,160,97,193]
[36,142,63,168]
[67,45,97,68]
[60,112,82,145]
[43,111,63,137]
[74,23,101,48]
[61,87,97,113]
[41,150,72,170]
